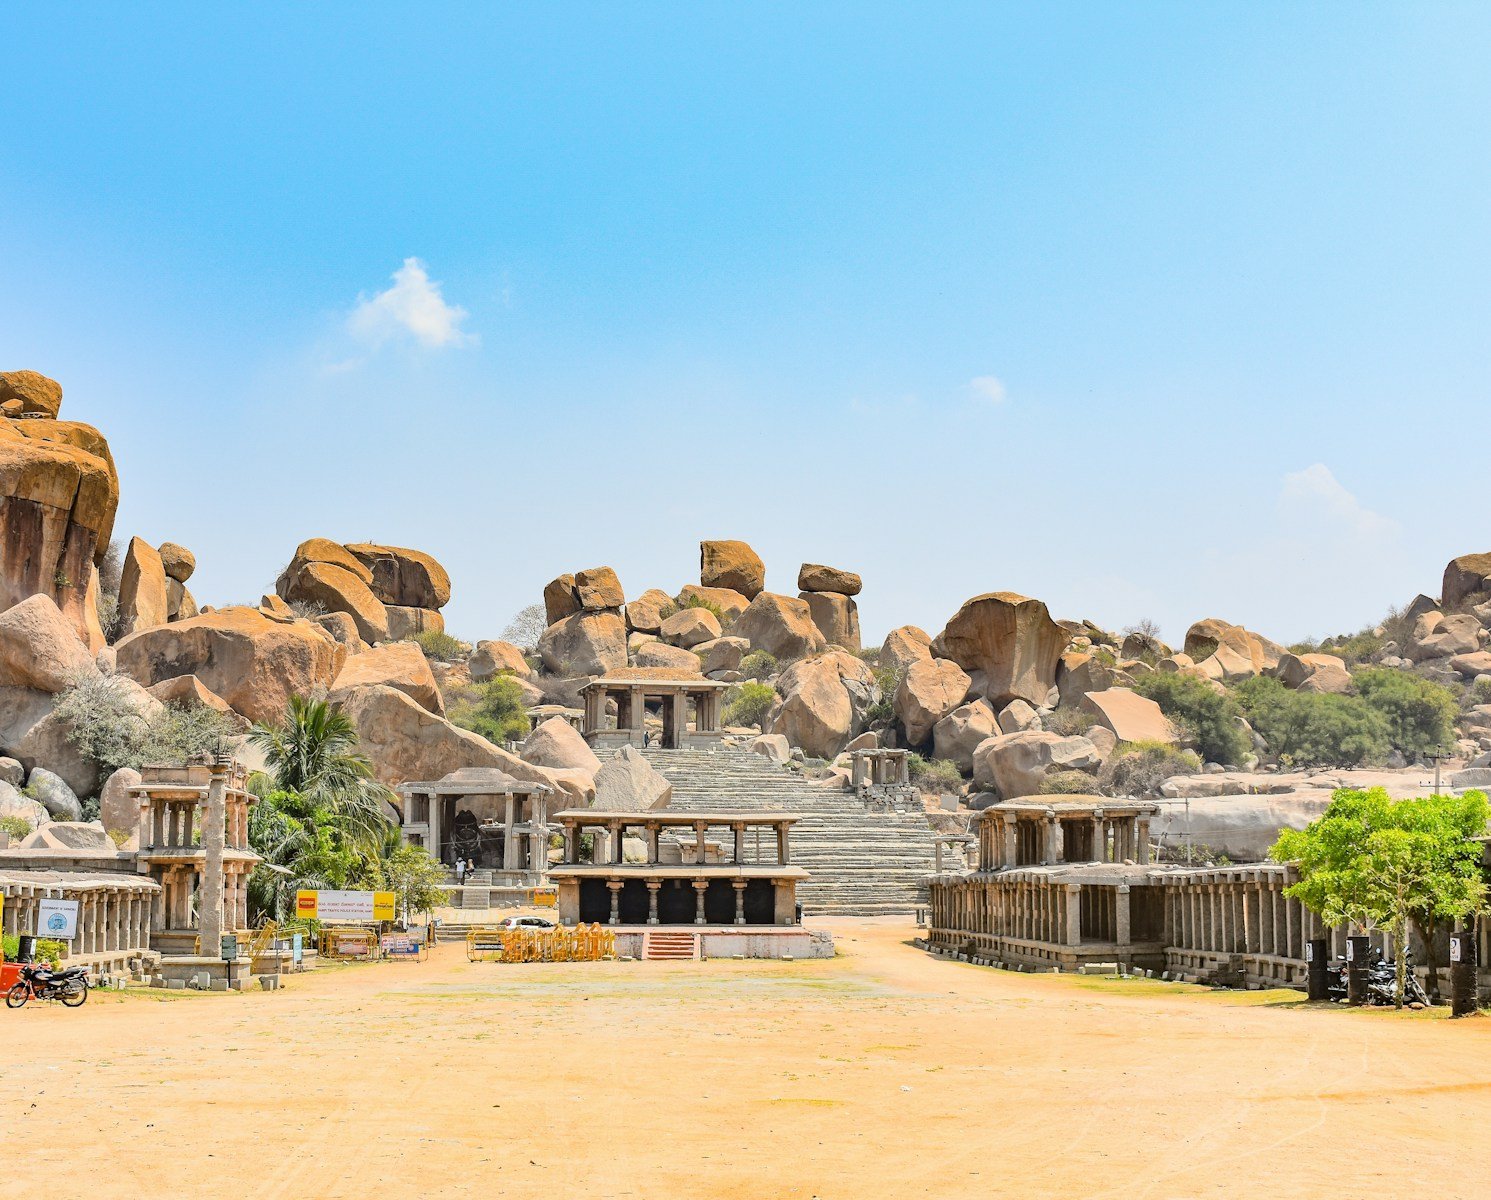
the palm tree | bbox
[248,696,391,847]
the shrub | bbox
[1351,667,1458,760]
[286,598,325,620]
[2,934,62,966]
[1233,676,1388,768]
[1044,707,1094,737]
[412,629,469,662]
[864,666,901,726]
[1132,672,1249,765]
[53,673,239,777]
[1470,677,1491,708]
[678,594,725,621]
[448,675,531,744]
[1099,741,1201,796]
[739,650,778,681]
[908,754,964,791]
[723,682,775,729]
[0,814,33,840]
[1038,770,1099,795]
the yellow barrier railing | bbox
[319,925,379,960]
[466,924,617,964]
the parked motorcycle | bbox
[1325,947,1430,1007]
[5,963,90,1008]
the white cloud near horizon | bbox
[346,257,475,349]
[968,374,1007,405]
[1279,463,1397,540]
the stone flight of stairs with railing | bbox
[640,747,941,916]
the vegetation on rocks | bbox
[1043,707,1095,737]
[1350,668,1458,759]
[907,753,963,792]
[448,674,531,744]
[723,681,776,728]
[0,814,33,840]
[54,672,238,778]
[412,628,468,662]
[1131,673,1249,765]
[1232,677,1388,768]
[1099,740,1202,796]
[1037,769,1099,795]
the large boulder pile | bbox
[277,538,451,644]
[331,641,444,715]
[972,730,1103,798]
[117,537,199,636]
[769,651,880,760]
[735,592,826,661]
[538,566,630,678]
[700,540,765,599]
[0,372,119,650]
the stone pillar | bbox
[732,824,744,864]
[1065,883,1081,946]
[606,880,623,926]
[1001,819,1017,868]
[732,880,747,926]
[646,881,661,925]
[1116,885,1131,947]
[1092,815,1105,862]
[1136,816,1151,864]
[693,880,709,925]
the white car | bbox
[501,915,557,931]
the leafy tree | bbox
[366,843,449,922]
[1132,672,1249,765]
[739,650,778,681]
[1352,668,1458,761]
[248,696,392,850]
[448,674,531,744]
[411,629,469,662]
[1099,740,1202,796]
[723,682,776,729]
[1271,788,1488,1006]
[1233,676,1388,767]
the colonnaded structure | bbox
[547,807,828,959]
[581,671,731,750]
[399,767,554,890]
[926,794,1344,988]
[0,758,266,987]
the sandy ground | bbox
[4,919,1489,1200]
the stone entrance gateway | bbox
[580,671,732,751]
[398,767,554,885]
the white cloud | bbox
[968,375,1007,405]
[346,257,475,349]
[1279,463,1397,540]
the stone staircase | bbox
[642,930,699,960]
[641,748,941,916]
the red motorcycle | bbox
[5,963,89,1008]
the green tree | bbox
[723,681,776,728]
[1233,676,1388,768]
[1271,788,1488,1006]
[248,696,392,849]
[54,671,239,779]
[448,674,531,744]
[1352,668,1458,761]
[1132,672,1248,765]
[366,843,449,923]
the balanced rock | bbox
[932,699,998,773]
[571,566,623,612]
[0,414,119,650]
[894,658,972,746]
[0,594,97,692]
[332,641,444,716]
[660,607,720,649]
[115,605,346,726]
[734,592,826,662]
[1079,687,1176,744]
[800,591,860,650]
[538,610,628,678]
[157,542,196,583]
[593,744,673,812]
[700,540,765,599]
[937,592,1066,707]
[470,639,531,681]
[0,370,63,418]
[971,730,1101,798]
[279,559,389,644]
[797,564,862,596]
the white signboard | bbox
[37,898,79,940]
[297,889,394,923]
[1450,939,1462,963]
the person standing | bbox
[455,859,466,885]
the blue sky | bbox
[3,4,1488,645]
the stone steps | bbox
[642,748,940,915]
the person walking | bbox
[455,859,466,885]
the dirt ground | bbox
[5,919,1489,1199]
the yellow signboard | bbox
[295,890,396,922]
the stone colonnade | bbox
[930,873,1097,948]
[0,875,160,970]
[979,809,1151,870]
[571,816,792,868]
[150,861,252,933]
[1164,865,1319,960]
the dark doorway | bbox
[704,880,736,924]
[579,880,611,923]
[618,880,650,924]
[656,878,696,924]
[743,879,775,924]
